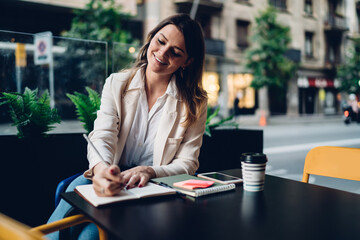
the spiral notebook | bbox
[152,174,236,198]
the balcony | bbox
[284,49,301,63]
[175,0,223,14]
[324,15,348,32]
[204,38,224,56]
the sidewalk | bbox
[236,114,343,127]
[0,114,344,135]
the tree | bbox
[62,0,132,44]
[61,0,137,75]
[337,38,360,95]
[245,7,297,114]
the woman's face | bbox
[146,24,191,79]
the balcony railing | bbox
[204,38,224,56]
[174,0,223,12]
[324,15,348,31]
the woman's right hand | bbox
[92,163,123,196]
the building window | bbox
[202,72,220,107]
[305,32,314,58]
[269,0,287,10]
[236,20,250,48]
[304,0,313,15]
[227,73,255,110]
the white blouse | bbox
[121,72,178,168]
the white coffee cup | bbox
[241,153,267,192]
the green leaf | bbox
[1,88,61,138]
[205,107,238,137]
[67,87,101,133]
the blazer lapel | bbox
[115,88,140,161]
[153,96,178,166]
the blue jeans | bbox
[46,175,99,240]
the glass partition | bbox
[0,30,108,133]
[111,41,139,72]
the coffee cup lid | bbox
[241,152,267,164]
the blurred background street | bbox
[263,120,360,194]
[2,114,359,194]
[0,0,359,195]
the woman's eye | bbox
[172,51,181,57]
[157,39,165,45]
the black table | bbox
[62,169,360,240]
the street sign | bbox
[34,31,53,65]
[15,43,26,67]
[34,31,55,108]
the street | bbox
[261,121,360,194]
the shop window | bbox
[227,73,255,112]
[202,72,220,107]
[236,20,250,49]
[305,31,314,58]
[269,0,287,10]
[304,0,313,16]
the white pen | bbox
[82,134,126,191]
[83,134,109,165]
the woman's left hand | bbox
[120,166,156,189]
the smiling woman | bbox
[47,14,208,240]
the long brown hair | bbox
[127,13,207,128]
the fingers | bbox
[93,166,154,195]
[93,176,123,196]
[106,165,122,183]
[120,166,153,189]
[92,165,123,196]
[138,175,149,188]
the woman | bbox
[47,13,207,240]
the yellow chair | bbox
[0,213,108,240]
[302,146,360,183]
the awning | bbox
[297,77,340,88]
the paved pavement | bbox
[0,114,344,135]
[236,113,343,127]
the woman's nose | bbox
[158,46,169,58]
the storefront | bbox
[202,69,257,115]
[297,75,340,115]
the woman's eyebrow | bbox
[159,33,185,54]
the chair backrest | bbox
[302,146,360,183]
[0,213,45,240]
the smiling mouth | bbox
[154,54,167,65]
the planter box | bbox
[0,133,88,227]
[198,128,263,173]
[0,128,263,227]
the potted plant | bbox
[199,107,263,173]
[0,88,88,227]
[0,87,61,138]
[66,86,100,133]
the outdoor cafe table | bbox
[62,169,360,240]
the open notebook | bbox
[75,182,176,207]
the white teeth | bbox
[154,55,166,65]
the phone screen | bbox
[201,173,240,182]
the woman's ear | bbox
[182,57,194,68]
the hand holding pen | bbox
[83,134,125,196]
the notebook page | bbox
[129,182,176,198]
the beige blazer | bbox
[84,69,207,178]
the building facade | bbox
[136,0,359,117]
[1,0,359,118]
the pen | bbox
[83,134,126,191]
[158,182,187,197]
[83,134,109,166]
